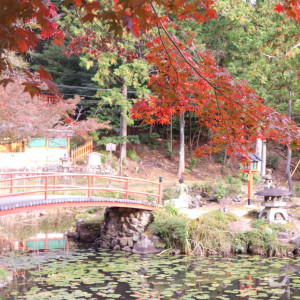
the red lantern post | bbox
[242,153,261,206]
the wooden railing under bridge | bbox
[71,140,93,163]
[0,172,163,215]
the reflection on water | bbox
[0,232,70,252]
[0,209,78,241]
[0,210,299,299]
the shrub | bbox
[215,181,228,201]
[86,207,101,214]
[239,172,262,184]
[252,219,287,233]
[295,184,300,197]
[200,182,214,197]
[267,153,280,170]
[246,209,260,218]
[165,203,179,216]
[241,229,285,256]
[252,219,268,229]
[127,149,140,162]
[150,208,189,251]
[139,133,160,149]
[189,156,198,170]
[163,187,177,200]
[100,151,109,163]
[188,210,237,256]
[163,142,173,157]
[225,175,243,195]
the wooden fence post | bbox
[88,175,91,198]
[10,173,13,194]
[125,177,129,199]
[92,174,95,197]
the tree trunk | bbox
[177,112,185,177]
[286,145,293,193]
[189,113,192,152]
[261,142,266,177]
[286,83,293,193]
[119,84,127,176]
[170,112,173,155]
[256,138,266,177]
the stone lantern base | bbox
[259,206,289,223]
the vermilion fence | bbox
[0,172,163,206]
[71,140,93,163]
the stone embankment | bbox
[71,207,162,254]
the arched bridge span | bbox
[0,172,163,216]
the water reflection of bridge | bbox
[0,172,163,215]
[0,233,69,252]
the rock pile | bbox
[95,207,162,254]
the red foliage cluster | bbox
[131,35,300,156]
[274,0,299,22]
[0,0,299,151]
[0,79,107,142]
[64,30,139,61]
[0,1,64,94]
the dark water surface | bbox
[0,248,299,299]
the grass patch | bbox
[252,219,287,232]
[189,210,238,256]
[127,149,140,162]
[151,207,293,257]
[150,206,189,251]
[234,229,289,256]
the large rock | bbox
[132,234,163,254]
[291,235,300,248]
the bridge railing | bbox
[0,173,163,206]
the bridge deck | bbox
[0,172,162,215]
[0,195,156,216]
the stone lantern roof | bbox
[255,188,292,197]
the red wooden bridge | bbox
[0,172,163,216]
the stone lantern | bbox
[263,169,275,189]
[255,188,291,223]
[242,153,261,205]
[60,153,71,173]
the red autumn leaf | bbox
[74,0,83,6]
[21,81,42,98]
[274,4,285,13]
[38,66,53,81]
[0,78,14,89]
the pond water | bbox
[0,211,299,299]
[0,249,300,299]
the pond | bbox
[0,211,299,299]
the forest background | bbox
[0,0,299,192]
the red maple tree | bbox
[0,78,109,144]
[0,0,299,155]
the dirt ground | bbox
[115,143,300,188]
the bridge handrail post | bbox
[53,175,57,195]
[92,173,95,197]
[10,173,13,194]
[45,176,48,200]
[158,176,163,205]
[124,177,129,200]
[88,175,91,198]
